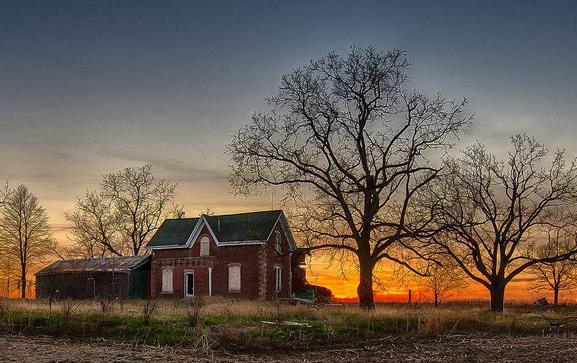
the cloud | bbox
[97,150,228,183]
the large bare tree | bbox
[426,135,577,312]
[66,164,178,256]
[527,223,577,306]
[228,47,470,309]
[0,185,55,298]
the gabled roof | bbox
[205,210,281,243]
[36,255,150,276]
[147,210,295,249]
[147,217,200,247]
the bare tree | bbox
[426,135,577,312]
[228,47,470,309]
[0,181,9,205]
[420,259,467,307]
[528,223,577,306]
[0,182,12,281]
[0,185,55,298]
[65,191,125,257]
[170,204,186,219]
[67,164,178,256]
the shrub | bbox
[186,296,206,329]
[99,297,115,314]
[61,298,79,320]
[142,299,157,325]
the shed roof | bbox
[147,210,284,248]
[36,255,150,275]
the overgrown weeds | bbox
[0,298,574,352]
[99,297,115,314]
[186,296,206,329]
[61,298,80,320]
[142,299,157,325]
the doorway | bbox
[184,272,194,297]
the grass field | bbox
[1,297,576,355]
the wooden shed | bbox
[35,255,150,300]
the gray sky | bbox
[1,0,577,240]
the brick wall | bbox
[264,223,292,299]
[150,225,270,299]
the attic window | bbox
[199,236,210,256]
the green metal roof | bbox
[147,217,200,247]
[146,210,283,248]
[205,210,282,242]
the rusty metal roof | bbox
[36,255,150,275]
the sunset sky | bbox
[1,0,577,301]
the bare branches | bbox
[65,191,124,258]
[66,164,179,257]
[420,258,468,307]
[527,224,577,305]
[228,47,470,308]
[427,134,577,311]
[0,185,55,298]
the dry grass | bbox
[1,297,572,331]
[1,297,576,353]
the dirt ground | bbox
[1,334,577,362]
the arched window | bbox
[199,236,210,256]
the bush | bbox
[142,299,156,325]
[61,298,79,320]
[186,296,206,329]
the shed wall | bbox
[36,271,139,299]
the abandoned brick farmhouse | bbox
[36,210,321,301]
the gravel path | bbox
[1,334,577,362]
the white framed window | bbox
[199,236,210,256]
[275,230,282,253]
[274,266,282,293]
[161,267,173,293]
[228,264,241,292]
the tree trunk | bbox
[554,287,559,306]
[357,258,375,310]
[434,293,439,307]
[489,284,505,313]
[20,266,26,299]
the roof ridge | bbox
[53,255,148,262]
[204,210,283,218]
[161,217,201,221]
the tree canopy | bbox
[229,46,470,308]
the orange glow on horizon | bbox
[307,257,577,304]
